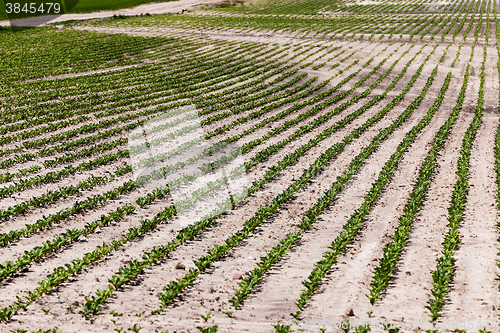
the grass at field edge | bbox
[0,0,177,20]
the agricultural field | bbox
[1,0,500,332]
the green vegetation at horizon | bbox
[0,0,176,20]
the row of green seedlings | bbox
[154,50,416,312]
[0,164,224,285]
[234,52,442,314]
[0,52,303,180]
[27,41,296,146]
[4,52,294,162]
[1,38,235,118]
[419,13,446,40]
[0,159,242,321]
[29,40,264,118]
[7,38,246,120]
[430,8,457,40]
[3,36,232,107]
[495,0,500,43]
[462,0,481,40]
[367,64,471,305]
[0,83,353,243]
[0,165,41,184]
[426,47,485,325]
[329,49,358,71]
[149,45,423,308]
[312,44,351,70]
[0,51,362,233]
[2,43,394,239]
[485,0,491,43]
[129,54,368,171]
[1,35,197,97]
[440,0,467,41]
[0,42,274,144]
[495,45,500,327]
[0,55,324,245]
[404,15,435,39]
[0,50,385,321]
[1,71,316,198]
[452,0,475,41]
[0,150,129,198]
[306,45,344,70]
[419,12,450,40]
[474,0,487,43]
[38,69,311,169]
[408,15,437,40]
[0,31,164,82]
[133,45,396,180]
[0,164,129,225]
[290,54,448,317]
[76,49,407,319]
[451,45,462,68]
[0,44,249,137]
[0,44,275,145]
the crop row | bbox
[426,47,485,324]
[0,49,397,321]
[76,49,406,318]
[367,63,471,305]
[232,47,440,310]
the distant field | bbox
[0,0,172,19]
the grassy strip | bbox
[425,47,485,325]
[367,64,470,305]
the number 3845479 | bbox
[5,2,61,14]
